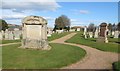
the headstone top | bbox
[22,16,47,25]
[100,22,107,27]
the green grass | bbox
[66,32,120,53]
[2,43,86,69]
[113,61,120,71]
[48,32,71,41]
[2,40,21,44]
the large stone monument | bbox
[97,23,108,43]
[21,16,51,50]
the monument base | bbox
[19,39,51,50]
[97,37,108,43]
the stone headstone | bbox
[94,28,99,38]
[47,28,53,37]
[8,31,14,40]
[83,26,87,39]
[4,29,9,40]
[77,28,80,31]
[108,30,111,36]
[97,23,108,43]
[1,30,4,40]
[112,31,115,36]
[0,32,2,40]
[114,31,119,38]
[21,16,50,50]
[88,32,93,38]
[70,29,75,32]
[13,30,21,40]
[56,30,64,33]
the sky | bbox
[1,0,119,28]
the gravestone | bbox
[8,31,14,40]
[47,28,52,37]
[1,30,4,40]
[94,28,99,38]
[4,29,9,40]
[88,32,93,38]
[112,31,115,36]
[13,28,21,39]
[108,30,111,36]
[0,32,2,40]
[97,23,108,43]
[21,16,51,50]
[56,30,64,33]
[83,26,87,39]
[114,31,119,38]
[70,29,75,32]
[77,28,80,31]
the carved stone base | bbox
[19,39,51,50]
[97,37,108,43]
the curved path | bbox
[0,42,21,47]
[50,33,119,69]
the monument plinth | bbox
[21,16,51,50]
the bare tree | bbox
[54,15,71,30]
[87,23,95,32]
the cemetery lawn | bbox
[66,32,120,53]
[48,32,71,41]
[2,43,86,69]
[2,40,21,44]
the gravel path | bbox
[0,42,21,47]
[50,33,119,69]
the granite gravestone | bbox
[21,16,51,50]
[97,23,108,43]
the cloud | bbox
[71,9,89,14]
[2,14,26,19]
[71,19,78,22]
[79,10,89,14]
[43,17,55,21]
[2,0,61,12]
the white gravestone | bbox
[77,28,80,31]
[94,28,99,38]
[4,29,9,40]
[56,30,64,33]
[112,31,115,36]
[0,32,2,40]
[89,32,93,38]
[84,27,87,39]
[114,31,119,38]
[47,28,53,37]
[70,29,75,32]
[8,31,14,40]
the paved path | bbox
[50,33,119,69]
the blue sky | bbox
[1,0,118,28]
